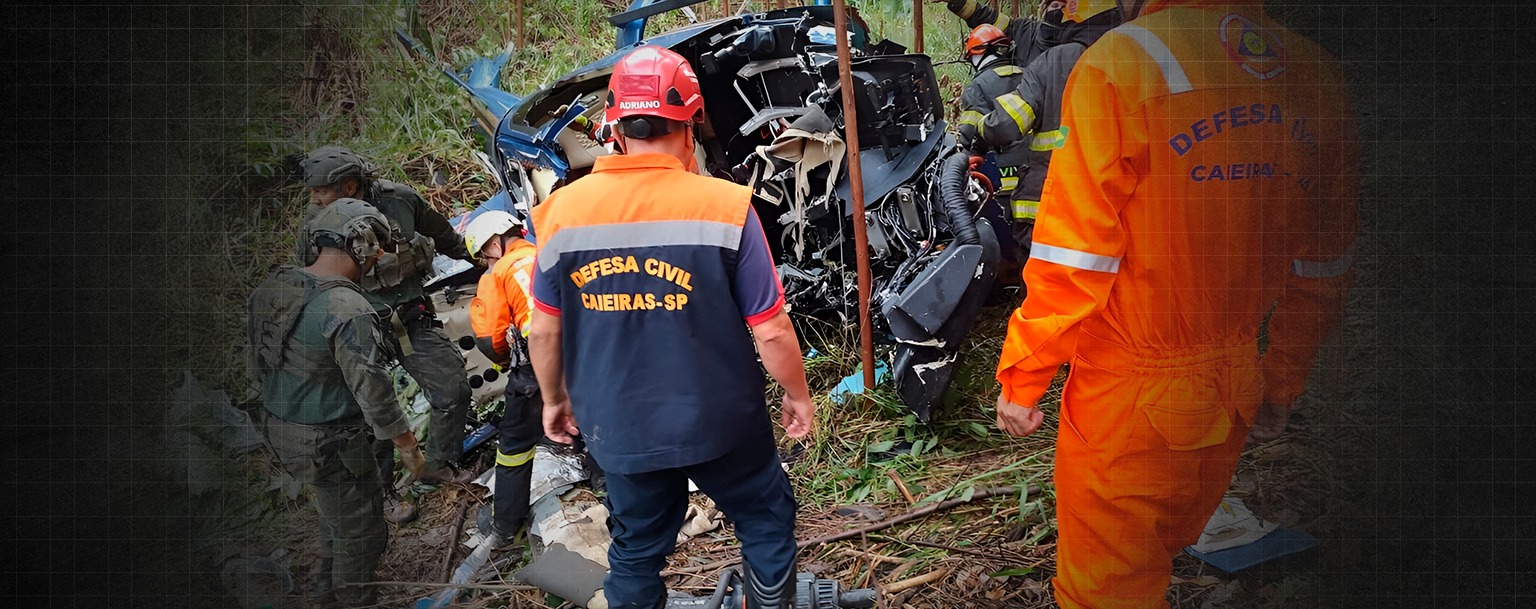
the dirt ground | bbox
[239,4,1457,608]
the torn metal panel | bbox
[425,2,1023,421]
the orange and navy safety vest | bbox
[531,153,785,474]
[469,238,537,365]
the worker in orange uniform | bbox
[992,0,1357,607]
[527,46,814,609]
[463,210,542,549]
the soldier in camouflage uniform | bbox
[248,199,428,606]
[298,146,479,484]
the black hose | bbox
[701,566,740,609]
[839,588,878,608]
[938,151,980,246]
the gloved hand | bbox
[393,432,427,481]
[554,104,599,139]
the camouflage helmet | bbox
[299,146,376,188]
[299,198,395,267]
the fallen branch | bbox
[885,469,916,505]
[871,535,1006,560]
[797,485,1028,548]
[834,546,905,564]
[882,566,951,594]
[664,485,1028,576]
[441,498,470,582]
[351,580,539,591]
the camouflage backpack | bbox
[246,266,357,384]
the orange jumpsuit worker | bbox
[464,210,542,548]
[992,1,1357,607]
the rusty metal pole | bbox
[831,0,877,394]
[913,0,923,53]
[724,0,731,17]
[515,0,525,49]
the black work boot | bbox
[744,564,793,609]
[474,504,523,552]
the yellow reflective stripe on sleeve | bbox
[1028,127,1069,151]
[1011,199,1039,220]
[957,110,986,130]
[497,447,536,468]
[1000,176,1020,191]
[956,0,979,20]
[996,94,1037,136]
[992,65,1022,77]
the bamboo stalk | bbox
[883,566,951,594]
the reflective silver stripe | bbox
[1292,243,1356,278]
[1010,199,1038,219]
[996,93,1037,135]
[1029,127,1069,151]
[537,220,743,272]
[1030,243,1122,273]
[1116,24,1193,95]
[957,110,986,129]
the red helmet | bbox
[964,24,1011,57]
[604,46,704,126]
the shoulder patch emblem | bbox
[1219,13,1287,81]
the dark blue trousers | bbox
[601,426,797,609]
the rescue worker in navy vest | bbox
[954,24,1033,250]
[248,198,428,606]
[463,210,542,550]
[298,146,478,486]
[526,46,816,609]
[974,1,1121,252]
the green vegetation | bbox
[187,0,1061,602]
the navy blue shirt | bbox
[531,153,784,474]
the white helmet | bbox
[463,210,523,260]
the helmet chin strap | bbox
[971,54,1000,72]
[684,124,700,173]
